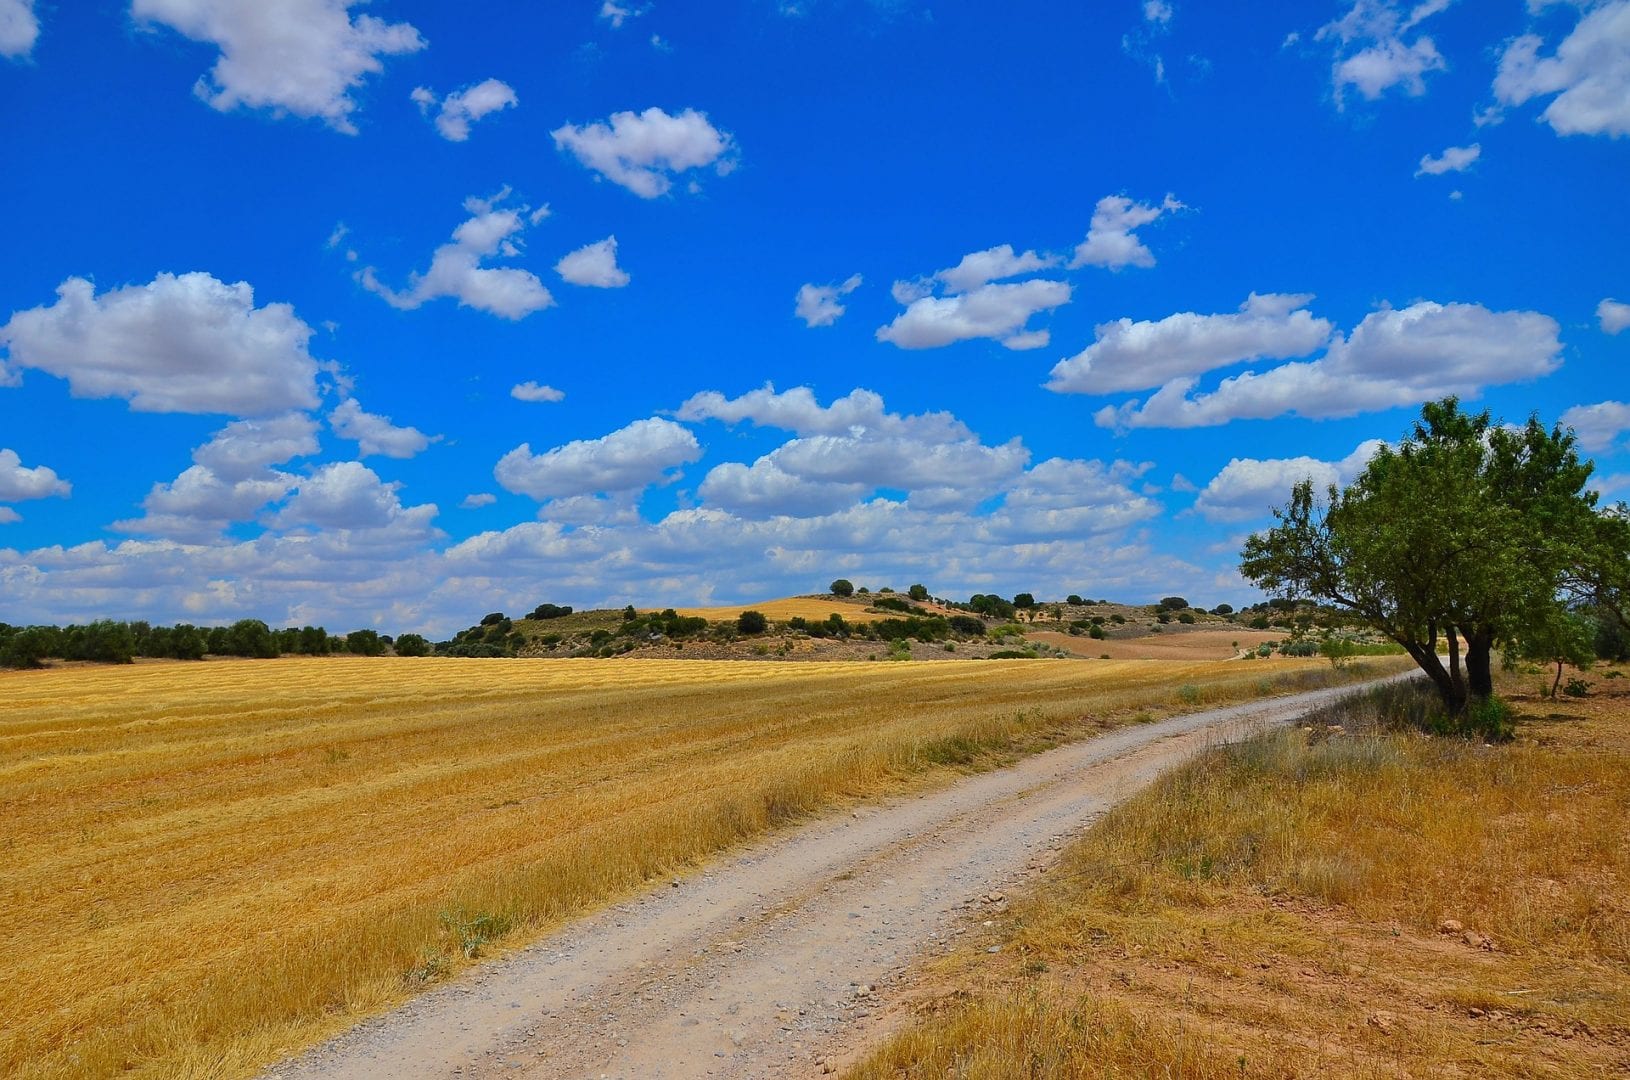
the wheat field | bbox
[1,654,1344,1080]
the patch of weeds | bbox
[1562,677,1590,698]
[1177,684,1202,705]
[324,747,350,764]
[440,909,516,959]
[404,953,447,985]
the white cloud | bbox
[495,417,701,500]
[1069,194,1183,270]
[0,507,20,524]
[191,413,320,480]
[876,279,1071,351]
[1,272,320,415]
[599,1,647,28]
[552,107,737,198]
[1496,1,1630,138]
[460,492,497,509]
[270,461,437,536]
[0,0,39,58]
[1143,1,1173,25]
[1048,292,1334,394]
[1560,400,1630,453]
[1315,0,1450,105]
[1415,142,1480,176]
[115,465,297,542]
[0,448,70,501]
[1093,301,1563,429]
[698,460,870,519]
[329,398,437,458]
[511,381,566,403]
[413,79,518,142]
[1194,440,1384,521]
[1600,298,1630,334]
[677,385,973,443]
[358,191,555,319]
[555,236,631,288]
[923,244,1061,294]
[131,0,425,134]
[794,274,862,327]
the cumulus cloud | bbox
[1144,1,1173,25]
[329,398,437,458]
[555,236,631,287]
[1,271,321,415]
[0,0,39,58]
[698,460,870,519]
[511,381,566,403]
[1560,400,1630,453]
[1315,0,1450,105]
[0,448,70,502]
[358,191,555,319]
[412,79,518,141]
[599,1,647,28]
[794,274,862,327]
[1093,301,1563,429]
[0,507,20,524]
[1415,142,1480,176]
[1194,440,1384,521]
[916,244,1062,295]
[191,413,320,480]
[1496,1,1630,138]
[131,0,425,133]
[877,280,1071,351]
[1048,293,1334,395]
[552,107,737,198]
[677,385,973,443]
[495,417,702,500]
[270,461,438,537]
[1070,194,1183,270]
[1600,298,1630,334]
[460,492,497,509]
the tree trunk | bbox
[1465,629,1494,699]
[1552,658,1563,698]
[1403,637,1466,715]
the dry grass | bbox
[849,668,1630,1079]
[0,653,1371,1080]
[1030,628,1284,661]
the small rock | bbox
[1468,1007,1486,1018]
[1463,930,1493,950]
[1367,1011,1396,1034]
[987,945,1001,953]
[1439,918,1464,934]
[671,878,681,888]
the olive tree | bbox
[1242,398,1627,717]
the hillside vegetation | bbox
[0,654,1389,1080]
[850,669,1630,1079]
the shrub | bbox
[1066,594,1084,605]
[1110,614,1126,624]
[988,649,1037,659]
[1158,596,1189,610]
[528,603,573,620]
[1088,624,1106,640]
[737,610,768,635]
[1177,612,1196,624]
[1562,677,1590,698]
[479,612,506,626]
[1012,593,1035,609]
[948,614,985,637]
[394,633,431,657]
[908,584,929,601]
[872,596,915,613]
[1211,603,1234,615]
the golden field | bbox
[851,669,1630,1079]
[1,653,1357,1080]
[665,595,905,623]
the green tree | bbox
[736,610,768,635]
[394,632,432,657]
[345,629,388,656]
[908,583,929,602]
[829,578,855,597]
[1012,592,1035,610]
[1242,398,1628,717]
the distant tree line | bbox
[0,618,427,669]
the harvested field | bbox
[1,654,1350,1080]
[1030,627,1283,661]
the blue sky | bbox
[0,0,1626,635]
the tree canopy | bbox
[1241,398,1629,717]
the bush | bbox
[872,596,915,613]
[988,649,1037,659]
[394,633,431,657]
[908,584,929,601]
[1088,624,1106,640]
[1066,594,1084,605]
[528,603,574,620]
[737,610,768,635]
[1158,596,1189,610]
[1211,603,1234,615]
[1562,677,1590,698]
[480,612,506,626]
[1012,593,1035,609]
[948,614,986,637]
[830,578,855,597]
[1177,612,1196,624]
[1110,613,1125,624]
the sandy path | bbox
[267,679,1393,1080]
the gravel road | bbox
[266,678,1394,1080]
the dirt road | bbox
[267,679,1391,1080]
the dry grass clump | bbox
[0,653,1366,1080]
[850,670,1630,1079]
